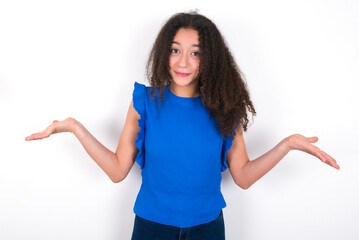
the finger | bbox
[25,131,49,141]
[321,151,340,170]
[314,150,326,163]
[25,122,56,141]
[318,151,341,170]
[307,136,318,143]
[304,144,321,157]
[25,133,39,141]
[25,133,40,141]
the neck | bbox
[169,82,200,98]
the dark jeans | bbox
[131,210,225,240]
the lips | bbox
[175,71,190,77]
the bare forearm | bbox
[72,120,121,183]
[240,138,290,189]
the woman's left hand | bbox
[286,134,340,170]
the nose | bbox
[178,52,189,67]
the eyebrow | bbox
[171,41,200,48]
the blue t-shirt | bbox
[132,81,236,228]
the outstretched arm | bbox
[226,127,340,190]
[25,100,141,183]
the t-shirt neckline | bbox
[167,85,201,100]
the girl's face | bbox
[169,28,200,88]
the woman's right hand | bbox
[25,117,78,141]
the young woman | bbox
[25,12,340,240]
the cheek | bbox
[169,58,175,70]
[194,61,200,72]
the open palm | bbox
[25,117,77,141]
[287,134,340,170]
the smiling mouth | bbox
[175,71,190,77]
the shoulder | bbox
[133,82,149,92]
[133,82,160,97]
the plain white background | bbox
[1,0,358,239]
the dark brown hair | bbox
[146,12,256,139]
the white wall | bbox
[1,0,358,239]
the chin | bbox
[172,78,194,87]
[171,74,198,87]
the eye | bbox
[192,52,200,57]
[170,49,179,54]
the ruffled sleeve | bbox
[132,82,146,169]
[221,122,240,172]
